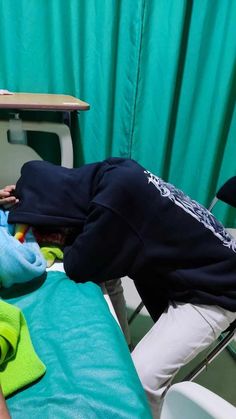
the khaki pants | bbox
[102,278,131,346]
[132,302,236,418]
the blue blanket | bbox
[0,209,46,288]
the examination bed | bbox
[0,108,151,418]
[2,269,151,418]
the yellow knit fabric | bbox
[0,300,46,397]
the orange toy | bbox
[14,224,29,243]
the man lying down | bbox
[8,158,236,419]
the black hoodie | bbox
[8,158,236,320]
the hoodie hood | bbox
[8,160,102,227]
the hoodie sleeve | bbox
[63,204,141,284]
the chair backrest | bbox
[0,120,74,188]
[0,137,42,188]
[161,382,236,419]
[209,176,236,211]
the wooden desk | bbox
[0,93,90,170]
[0,93,90,111]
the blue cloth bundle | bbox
[0,209,46,288]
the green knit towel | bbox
[0,300,46,397]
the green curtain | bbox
[0,0,235,224]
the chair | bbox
[208,176,236,211]
[128,176,236,378]
[182,318,236,381]
[0,119,73,187]
[182,176,236,379]
[160,381,236,419]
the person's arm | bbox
[64,204,141,284]
[0,387,11,419]
[0,185,19,208]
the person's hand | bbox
[0,385,11,418]
[0,185,19,209]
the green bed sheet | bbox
[1,271,151,418]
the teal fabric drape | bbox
[0,0,235,224]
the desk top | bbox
[0,93,90,111]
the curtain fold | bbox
[0,0,235,224]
